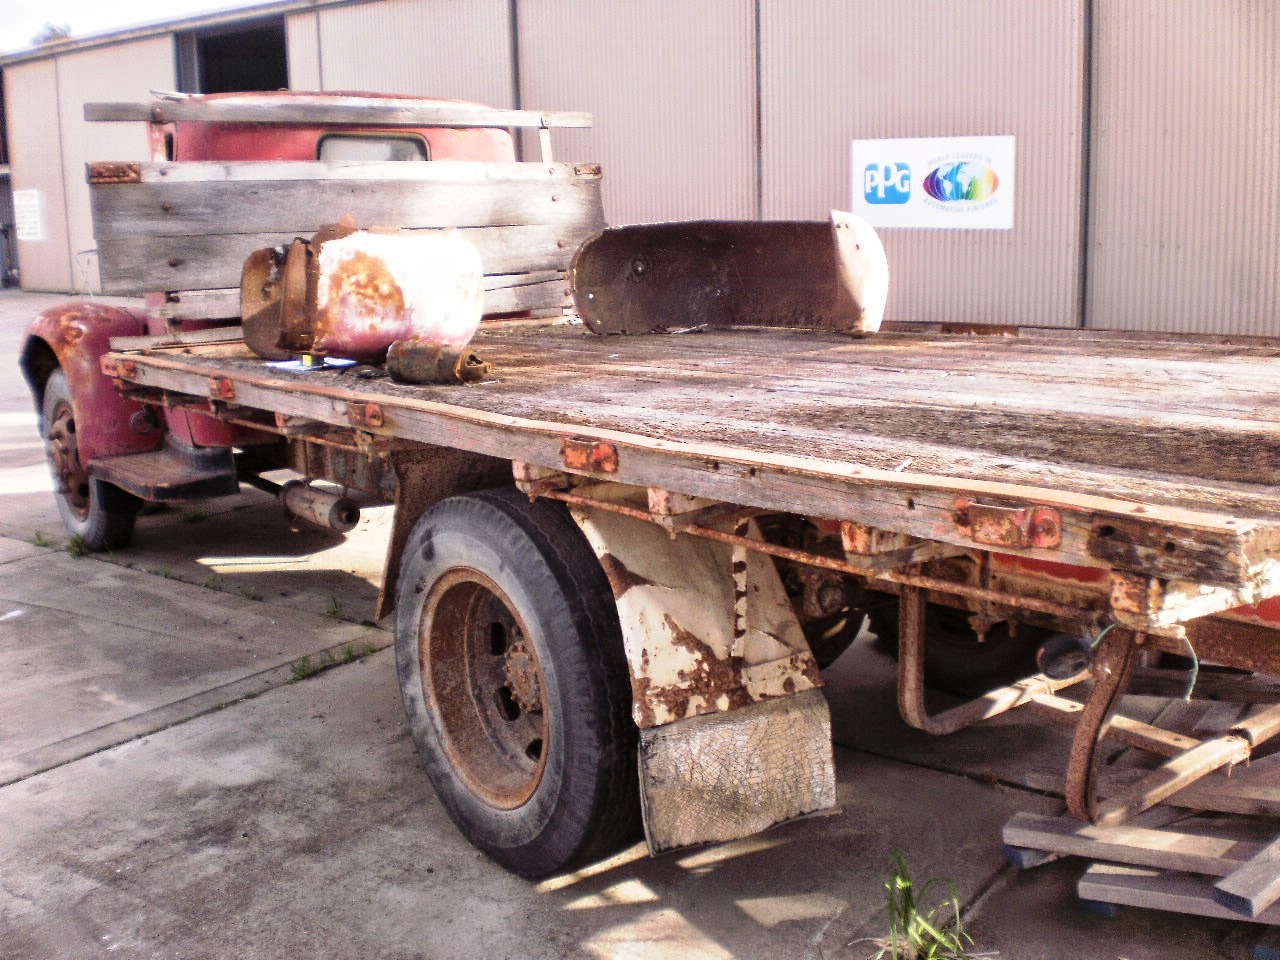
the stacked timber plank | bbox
[1003,695,1280,932]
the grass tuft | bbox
[289,643,377,683]
[66,535,89,558]
[856,852,989,960]
[324,594,347,621]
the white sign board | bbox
[12,189,45,242]
[851,136,1015,230]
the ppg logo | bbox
[863,163,911,204]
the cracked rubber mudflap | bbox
[638,690,836,854]
[569,210,888,336]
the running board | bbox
[90,436,238,501]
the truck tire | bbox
[867,596,1050,698]
[394,488,639,878]
[42,368,141,551]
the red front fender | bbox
[20,301,163,464]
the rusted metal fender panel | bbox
[569,210,888,335]
[20,302,161,463]
[570,504,823,727]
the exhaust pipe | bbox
[244,475,360,533]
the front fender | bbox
[20,301,163,463]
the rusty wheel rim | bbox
[46,396,91,521]
[420,569,549,810]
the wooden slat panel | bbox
[483,278,569,315]
[90,162,604,238]
[85,99,592,129]
[98,224,596,295]
[149,274,569,321]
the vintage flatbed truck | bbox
[21,94,1280,897]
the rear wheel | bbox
[868,596,1051,698]
[42,368,140,550]
[394,488,639,878]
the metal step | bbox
[90,436,238,501]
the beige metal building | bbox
[1,0,1275,334]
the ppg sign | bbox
[863,162,911,204]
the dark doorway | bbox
[177,18,288,94]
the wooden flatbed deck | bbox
[107,321,1280,593]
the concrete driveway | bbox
[0,290,1265,959]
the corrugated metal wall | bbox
[285,12,322,90]
[759,0,1088,327]
[1086,0,1280,334]
[53,38,174,294]
[4,38,170,293]
[515,0,757,225]
[290,0,514,107]
[4,59,70,291]
[5,0,1277,333]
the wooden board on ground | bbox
[1080,863,1280,926]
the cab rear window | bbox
[317,134,429,161]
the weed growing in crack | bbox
[853,851,991,960]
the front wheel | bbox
[42,368,140,550]
[394,488,639,878]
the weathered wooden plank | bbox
[1215,833,1280,917]
[482,278,569,315]
[101,342,1280,591]
[85,99,592,129]
[90,168,604,238]
[1002,812,1260,876]
[1081,863,1280,925]
[148,276,570,322]
[146,289,240,321]
[97,224,597,295]
[106,159,599,185]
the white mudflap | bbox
[638,689,835,853]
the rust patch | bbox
[653,613,753,719]
[100,355,137,380]
[88,161,141,184]
[800,656,824,690]
[954,499,1062,550]
[208,376,236,400]
[598,552,653,600]
[313,250,406,358]
[345,402,385,429]
[561,437,619,474]
[631,675,656,728]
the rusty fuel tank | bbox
[242,221,484,363]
